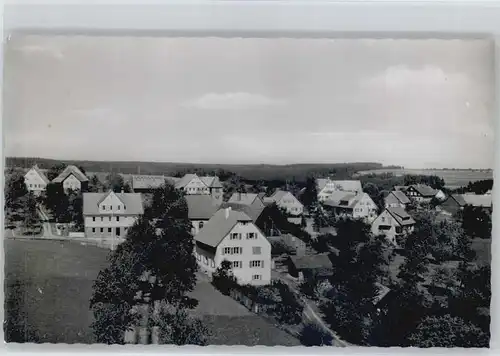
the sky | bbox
[3,35,495,169]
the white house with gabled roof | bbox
[52,165,89,192]
[194,207,272,286]
[83,190,144,241]
[316,178,363,202]
[24,165,50,196]
[263,190,304,216]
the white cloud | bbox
[183,92,287,110]
[15,44,64,60]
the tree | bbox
[363,182,385,211]
[300,176,318,209]
[67,189,84,231]
[90,184,204,344]
[211,260,238,296]
[105,173,131,193]
[272,281,303,325]
[408,314,489,348]
[88,175,105,193]
[44,183,70,222]
[300,323,333,346]
[460,205,492,239]
[47,163,67,181]
[23,192,41,233]
[321,219,389,345]
[4,171,29,222]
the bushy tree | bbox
[4,171,29,222]
[106,173,132,193]
[23,192,41,233]
[300,176,318,209]
[272,281,303,325]
[44,182,70,222]
[321,219,389,344]
[460,205,492,239]
[408,314,489,348]
[47,163,67,181]
[300,323,333,346]
[211,260,238,296]
[90,184,204,345]
[88,175,105,192]
[67,189,84,231]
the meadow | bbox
[354,169,493,189]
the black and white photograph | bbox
[3,32,494,347]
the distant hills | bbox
[5,157,399,182]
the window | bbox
[100,228,104,233]
[232,247,242,254]
[101,217,104,222]
[197,254,201,261]
[381,217,385,223]
[110,205,112,210]
[230,233,240,240]
[247,232,256,239]
[210,260,215,268]
[232,261,242,268]
[109,217,112,222]
[252,275,262,281]
[124,205,126,210]
[203,256,208,265]
[223,247,231,255]
[102,205,106,210]
[395,226,403,234]
[118,205,121,210]
[117,216,120,222]
[199,221,204,229]
[108,228,112,233]
[252,246,262,255]
[29,184,32,188]
[92,217,96,222]
[92,228,95,233]
[250,260,263,268]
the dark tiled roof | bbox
[409,184,438,197]
[52,165,88,183]
[386,207,416,226]
[131,175,166,190]
[391,191,411,204]
[220,202,265,223]
[228,192,260,206]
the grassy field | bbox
[355,168,493,189]
[3,239,300,345]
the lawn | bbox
[4,239,300,345]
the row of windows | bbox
[28,184,44,188]
[91,227,129,233]
[101,205,126,211]
[93,216,122,222]
[230,232,257,240]
[225,260,264,268]
[222,246,262,255]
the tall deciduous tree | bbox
[44,182,70,222]
[23,192,40,232]
[5,171,29,222]
[90,184,204,345]
[105,173,132,193]
[88,175,105,192]
[47,163,67,181]
[300,176,318,209]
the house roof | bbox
[27,165,50,184]
[131,175,166,190]
[390,190,411,204]
[83,192,144,215]
[52,165,89,183]
[264,189,288,203]
[174,173,198,189]
[323,192,359,209]
[459,194,493,208]
[386,207,416,226]
[200,176,223,189]
[185,195,222,220]
[194,208,253,247]
[408,184,438,197]
[289,253,333,270]
[220,202,265,223]
[373,283,391,305]
[228,192,261,206]
[317,179,363,193]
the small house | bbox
[287,253,333,281]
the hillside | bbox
[5,157,393,182]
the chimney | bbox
[225,207,231,219]
[121,188,124,194]
[238,192,242,201]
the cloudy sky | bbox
[3,35,495,168]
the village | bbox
[4,161,493,346]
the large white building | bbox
[83,190,144,240]
[194,207,272,286]
[173,173,224,203]
[323,191,378,223]
[24,165,50,196]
